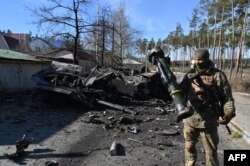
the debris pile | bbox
[32,62,171,110]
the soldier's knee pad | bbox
[185,141,196,153]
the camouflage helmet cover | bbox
[194,48,209,60]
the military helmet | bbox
[194,48,209,60]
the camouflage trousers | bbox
[183,125,219,166]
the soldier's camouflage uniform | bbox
[180,60,235,166]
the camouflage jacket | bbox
[180,61,235,128]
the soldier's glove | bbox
[217,113,235,125]
[148,47,165,65]
[217,116,230,125]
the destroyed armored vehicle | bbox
[32,61,170,109]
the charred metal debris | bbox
[32,62,171,112]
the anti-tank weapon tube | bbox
[148,47,193,121]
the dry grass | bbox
[224,69,250,94]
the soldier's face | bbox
[193,58,208,69]
[193,58,205,64]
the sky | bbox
[0,0,200,40]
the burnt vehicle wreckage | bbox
[32,45,193,122]
[31,61,170,115]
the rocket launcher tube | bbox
[155,57,193,122]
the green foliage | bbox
[148,38,156,50]
[230,131,243,139]
[159,152,167,159]
[156,38,162,48]
[164,23,184,49]
[135,38,148,55]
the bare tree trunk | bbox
[203,33,206,48]
[216,48,219,67]
[189,47,192,61]
[95,29,99,65]
[229,0,235,80]
[235,4,248,78]
[73,0,79,64]
[198,38,201,48]
[212,6,217,65]
[182,47,185,70]
[101,20,105,66]
[212,13,217,62]
[240,49,245,80]
[73,34,78,64]
[218,0,225,70]
[111,23,115,67]
[95,2,99,65]
[120,36,123,66]
[222,48,226,71]
[112,23,115,55]
[207,28,210,48]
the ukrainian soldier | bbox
[180,48,236,166]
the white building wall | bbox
[0,62,50,93]
[29,39,52,52]
[0,35,10,50]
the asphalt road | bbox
[0,91,250,166]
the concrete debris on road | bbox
[110,141,118,156]
[45,160,59,166]
[4,134,31,161]
[127,126,139,134]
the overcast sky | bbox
[0,0,199,40]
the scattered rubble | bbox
[127,138,168,150]
[4,135,31,161]
[45,160,59,166]
[110,141,118,156]
[127,126,139,134]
